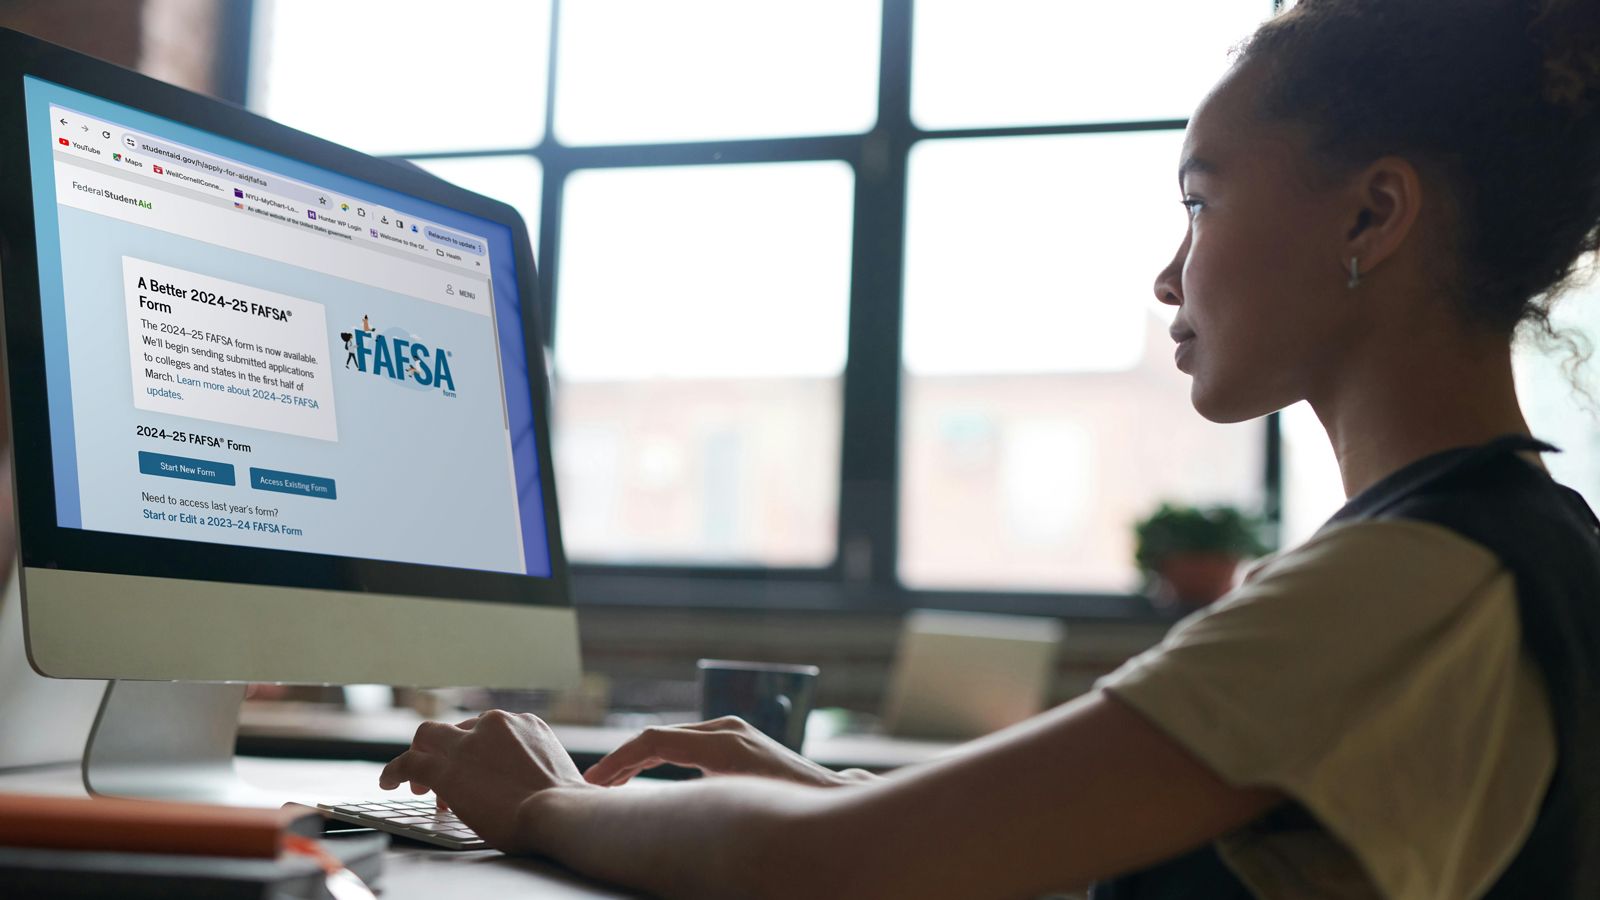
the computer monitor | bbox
[0,29,580,802]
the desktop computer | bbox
[0,28,581,803]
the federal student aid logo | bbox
[339,315,457,397]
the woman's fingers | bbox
[592,756,665,787]
[584,727,713,786]
[377,721,475,797]
[582,732,662,785]
[379,748,447,791]
[679,716,749,733]
[583,716,810,787]
[438,715,478,804]
[412,719,470,752]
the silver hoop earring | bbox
[1347,256,1361,289]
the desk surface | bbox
[0,757,641,898]
[0,708,965,898]
[238,702,964,773]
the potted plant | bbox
[1134,503,1270,608]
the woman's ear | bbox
[1342,155,1424,280]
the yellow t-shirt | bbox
[1096,518,1555,900]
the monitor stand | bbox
[82,679,282,806]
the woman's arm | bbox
[382,693,1281,899]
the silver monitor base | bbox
[83,680,284,806]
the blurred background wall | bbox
[0,0,239,98]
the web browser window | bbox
[23,77,552,577]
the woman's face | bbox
[1154,62,1359,423]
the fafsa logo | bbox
[340,316,457,397]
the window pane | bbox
[911,0,1273,130]
[412,156,543,250]
[1516,269,1600,508]
[1283,268,1600,548]
[904,133,1184,376]
[899,132,1263,592]
[251,0,550,155]
[1280,401,1345,547]
[554,1,880,145]
[553,162,854,566]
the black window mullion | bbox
[535,154,565,348]
[835,0,914,596]
[1264,411,1284,549]
[537,0,564,346]
[212,0,256,105]
[235,0,1288,614]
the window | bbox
[255,0,1533,613]
[250,0,551,155]
[252,1,548,257]
[1278,269,1600,548]
[911,0,1270,129]
[1515,270,1600,509]
[899,132,1263,591]
[554,1,881,145]
[553,162,854,565]
[1279,401,1345,547]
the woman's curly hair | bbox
[1237,0,1600,349]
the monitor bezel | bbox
[0,27,572,610]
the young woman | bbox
[379,1,1600,896]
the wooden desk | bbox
[0,757,639,898]
[237,702,965,774]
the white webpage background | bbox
[125,257,341,442]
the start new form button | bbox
[249,467,337,500]
[138,451,235,485]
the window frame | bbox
[237,0,1287,621]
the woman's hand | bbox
[379,709,596,853]
[583,716,878,788]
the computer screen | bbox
[21,75,551,579]
[3,32,578,793]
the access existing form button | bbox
[249,467,336,500]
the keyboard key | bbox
[316,798,484,849]
[362,809,418,820]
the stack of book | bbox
[0,794,385,899]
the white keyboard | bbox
[318,799,487,850]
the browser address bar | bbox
[129,133,325,208]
